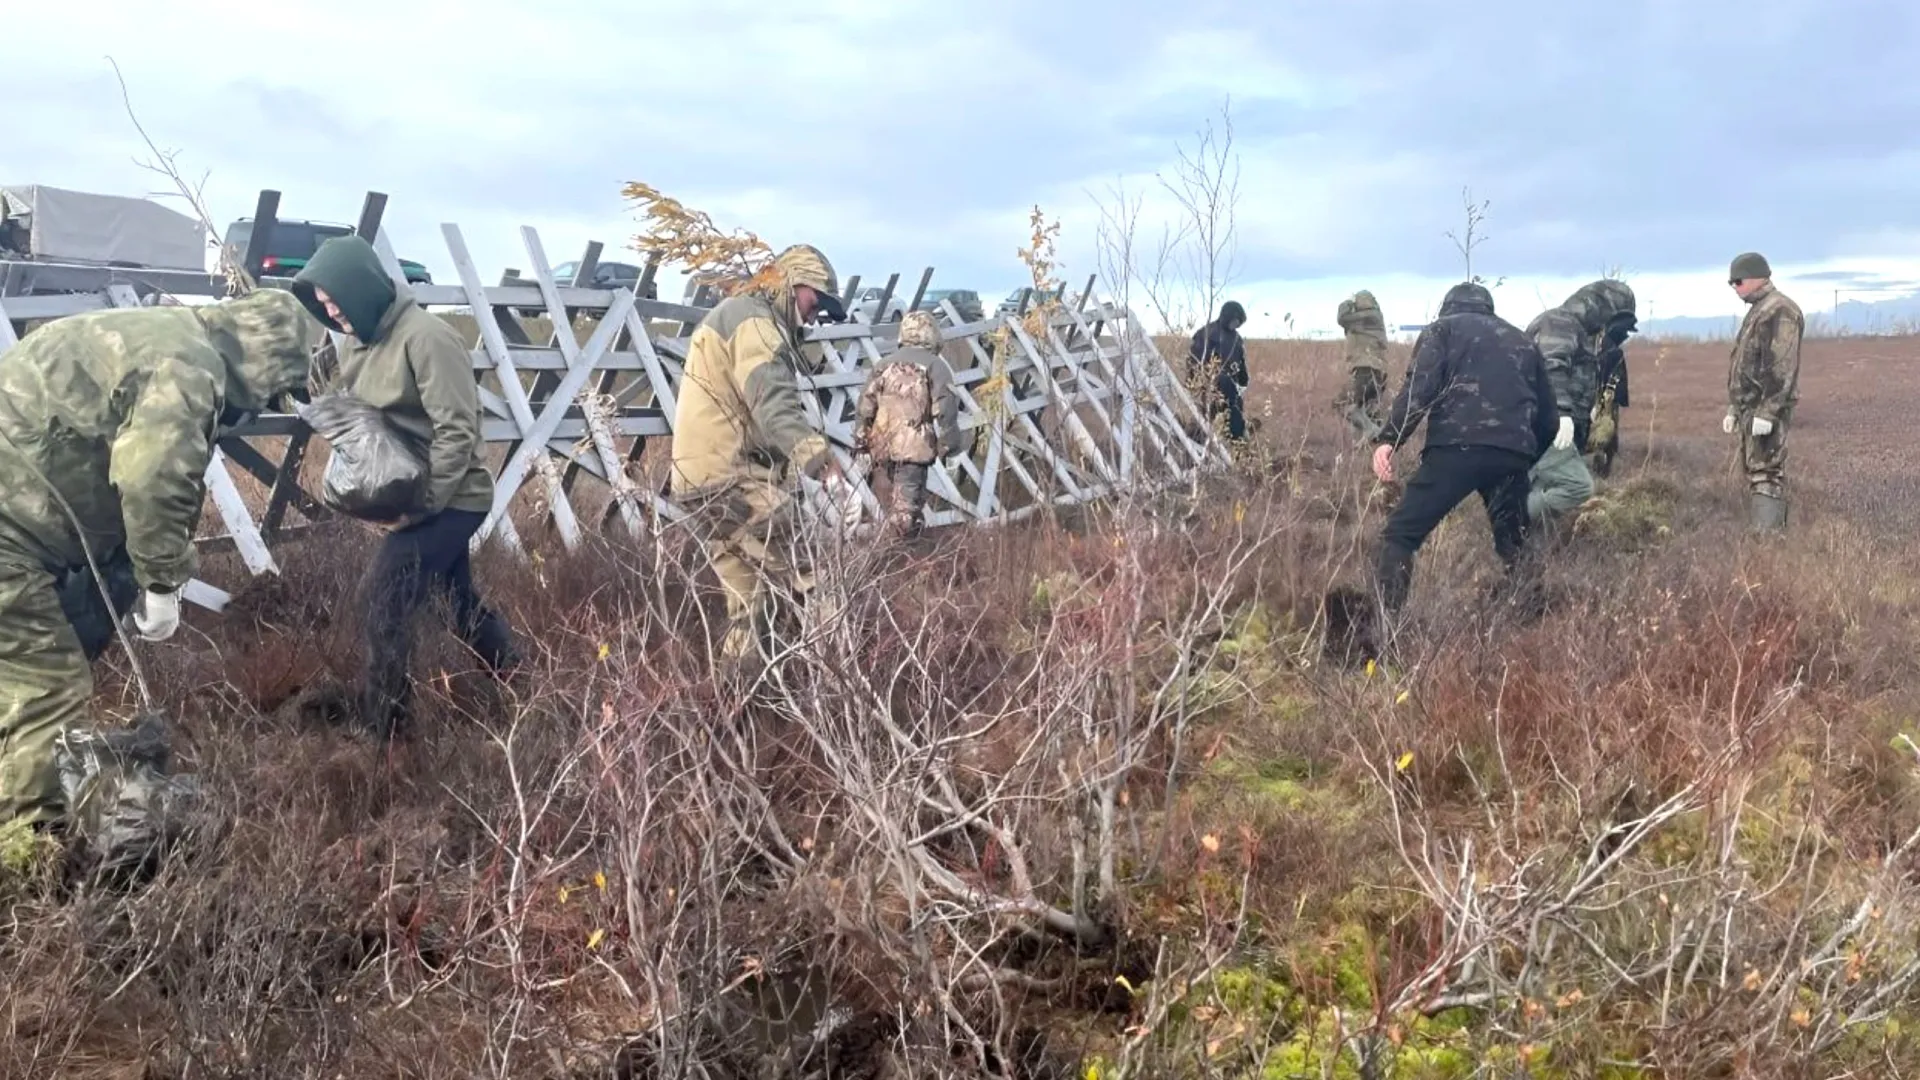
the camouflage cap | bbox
[897,310,942,349]
[773,244,845,321]
[1729,252,1771,281]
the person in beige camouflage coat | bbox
[855,311,965,536]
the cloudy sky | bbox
[6,0,1918,335]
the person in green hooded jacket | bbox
[0,287,316,833]
[291,236,518,740]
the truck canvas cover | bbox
[0,184,206,270]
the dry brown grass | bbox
[10,328,1920,1077]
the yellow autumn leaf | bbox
[588,928,606,950]
[1365,659,1377,678]
[1395,752,1414,772]
[597,642,611,661]
[1742,968,1762,991]
[594,870,608,893]
[1790,1007,1811,1028]
[557,885,571,904]
[1395,690,1411,705]
[1200,834,1221,854]
[1232,501,1246,524]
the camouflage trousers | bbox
[878,460,929,534]
[0,561,94,828]
[1526,441,1596,522]
[1737,408,1790,498]
[680,477,817,666]
[1336,367,1387,443]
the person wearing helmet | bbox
[669,244,848,668]
[0,288,317,834]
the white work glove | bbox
[129,587,181,642]
[1552,416,1575,451]
[1750,415,1773,437]
[819,472,862,536]
[1722,411,1737,435]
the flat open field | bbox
[1232,331,1920,541]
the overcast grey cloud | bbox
[4,0,1918,329]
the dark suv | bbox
[917,288,985,323]
[222,218,432,284]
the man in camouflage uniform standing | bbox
[855,311,965,537]
[670,244,847,667]
[1335,290,1389,442]
[0,288,316,834]
[1725,252,1803,531]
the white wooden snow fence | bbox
[0,223,1228,611]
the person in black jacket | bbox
[1370,282,1558,614]
[1188,300,1249,440]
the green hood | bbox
[194,287,321,412]
[291,235,399,344]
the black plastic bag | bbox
[54,711,201,888]
[300,391,430,521]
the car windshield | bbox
[552,261,579,279]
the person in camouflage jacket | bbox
[1335,290,1389,442]
[1724,252,1803,531]
[855,310,964,536]
[1521,281,1622,522]
[1371,282,1557,616]
[1563,279,1637,478]
[668,244,847,667]
[0,288,316,832]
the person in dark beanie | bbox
[1724,252,1803,532]
[1188,300,1250,440]
[1370,282,1558,616]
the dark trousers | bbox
[1210,376,1247,440]
[360,509,517,738]
[1376,446,1533,613]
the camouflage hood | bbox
[753,244,844,332]
[1338,290,1387,336]
[1559,280,1631,337]
[195,287,321,412]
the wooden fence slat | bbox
[442,224,582,552]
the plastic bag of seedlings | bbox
[298,391,430,521]
[54,711,201,888]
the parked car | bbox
[553,259,657,299]
[222,217,432,285]
[851,285,908,323]
[995,285,1066,317]
[916,288,985,323]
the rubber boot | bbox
[464,608,521,677]
[1749,491,1788,533]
